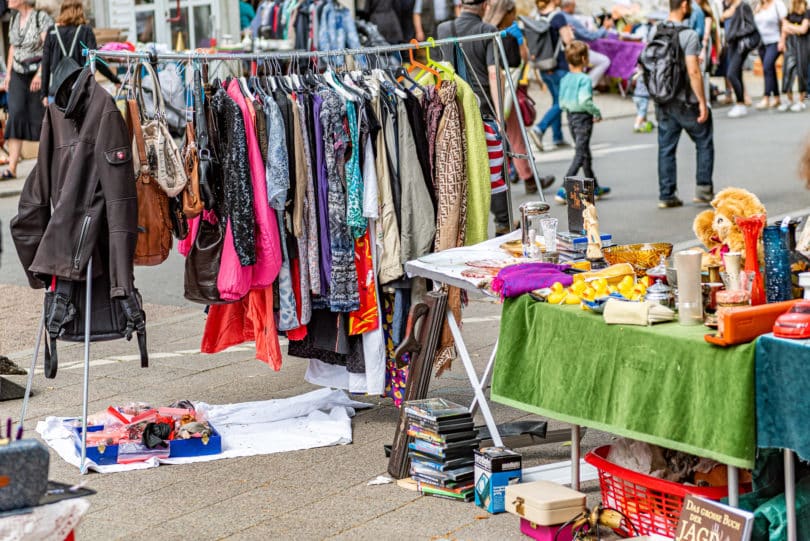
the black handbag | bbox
[184,218,227,304]
[48,25,82,95]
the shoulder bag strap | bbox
[127,98,150,178]
[137,60,166,121]
[67,24,82,58]
[53,24,68,56]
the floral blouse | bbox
[9,9,53,74]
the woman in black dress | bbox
[3,0,52,179]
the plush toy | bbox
[692,187,767,268]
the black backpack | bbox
[520,15,559,71]
[640,24,688,104]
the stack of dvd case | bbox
[404,398,479,502]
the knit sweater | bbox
[559,72,601,118]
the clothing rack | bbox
[16,34,544,475]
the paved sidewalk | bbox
[0,157,35,198]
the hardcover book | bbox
[564,176,595,234]
[675,495,754,541]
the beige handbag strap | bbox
[135,60,166,122]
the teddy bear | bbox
[692,187,767,268]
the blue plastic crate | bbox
[72,424,222,466]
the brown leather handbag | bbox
[128,98,173,266]
[182,122,204,218]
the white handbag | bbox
[135,61,187,198]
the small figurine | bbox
[583,201,608,268]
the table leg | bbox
[786,449,797,541]
[727,466,739,507]
[446,309,504,448]
[469,338,498,416]
[571,425,581,491]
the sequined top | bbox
[211,88,256,266]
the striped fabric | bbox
[483,120,506,195]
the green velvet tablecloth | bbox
[491,295,757,469]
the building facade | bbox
[90,0,241,49]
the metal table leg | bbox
[727,466,739,507]
[446,309,504,448]
[786,449,797,541]
[470,338,498,415]
[571,425,581,491]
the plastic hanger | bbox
[405,39,441,89]
[425,37,454,83]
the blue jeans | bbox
[759,43,781,97]
[656,102,714,201]
[536,69,566,143]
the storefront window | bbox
[193,5,213,49]
[136,11,156,43]
[170,7,190,50]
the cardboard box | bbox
[73,424,222,466]
[474,447,522,514]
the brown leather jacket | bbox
[11,68,138,298]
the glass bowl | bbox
[602,243,674,277]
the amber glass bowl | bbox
[602,243,673,276]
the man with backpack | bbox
[641,0,714,209]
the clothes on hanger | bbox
[97,39,504,398]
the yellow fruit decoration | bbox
[619,275,634,289]
[581,287,596,301]
[547,291,566,304]
[640,276,651,288]
[564,293,581,304]
[551,282,564,293]
[569,281,587,295]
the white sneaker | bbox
[790,101,806,112]
[778,102,791,112]
[728,104,748,118]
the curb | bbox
[0,190,21,198]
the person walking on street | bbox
[555,40,611,203]
[485,0,555,194]
[559,0,613,87]
[754,0,788,109]
[646,0,714,208]
[722,0,758,117]
[3,0,52,180]
[778,0,810,110]
[41,0,120,105]
[530,0,573,151]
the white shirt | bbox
[755,0,788,45]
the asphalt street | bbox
[0,103,807,540]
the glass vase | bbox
[735,214,766,305]
[763,225,793,302]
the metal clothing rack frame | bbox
[15,33,545,475]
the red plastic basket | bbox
[584,445,747,538]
